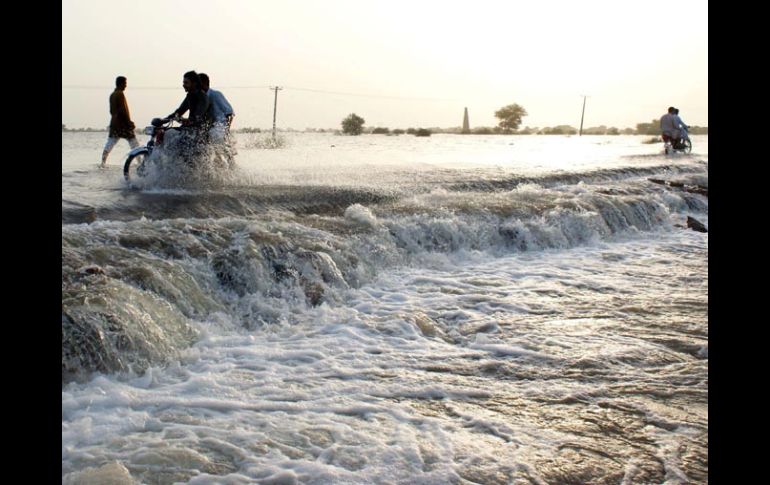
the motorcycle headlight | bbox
[144,126,154,135]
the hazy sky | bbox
[62,0,708,130]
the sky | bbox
[62,0,708,130]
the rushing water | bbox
[62,132,708,484]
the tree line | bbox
[339,103,707,136]
[62,104,708,136]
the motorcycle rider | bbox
[660,107,678,146]
[166,70,211,163]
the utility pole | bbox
[270,86,283,139]
[579,95,587,136]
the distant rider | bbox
[660,106,680,148]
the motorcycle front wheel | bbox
[123,149,149,181]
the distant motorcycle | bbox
[664,131,692,155]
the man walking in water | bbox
[101,76,139,167]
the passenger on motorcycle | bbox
[673,108,689,144]
[199,72,236,168]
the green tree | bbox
[635,119,660,135]
[541,125,577,135]
[341,113,365,135]
[494,103,528,131]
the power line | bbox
[62,84,454,101]
[61,85,272,90]
[62,85,179,90]
[282,86,453,101]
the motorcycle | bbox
[123,117,234,182]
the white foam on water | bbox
[62,227,707,483]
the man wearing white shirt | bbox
[200,73,236,168]
[660,107,679,146]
